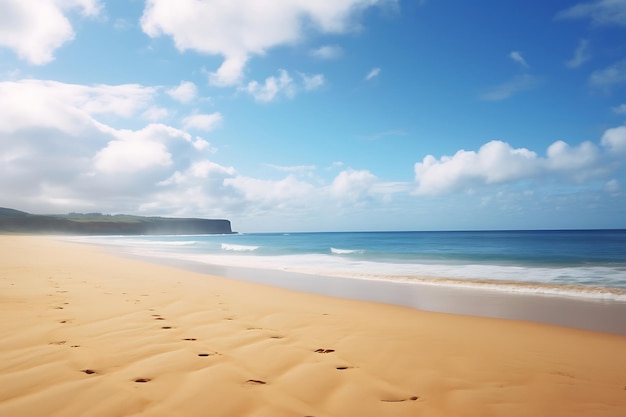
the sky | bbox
[1,0,625,232]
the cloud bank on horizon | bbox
[0,0,625,232]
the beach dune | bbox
[1,236,625,417]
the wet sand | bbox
[148,259,626,336]
[1,235,625,417]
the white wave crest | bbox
[221,243,259,252]
[331,247,363,255]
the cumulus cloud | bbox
[93,124,178,174]
[182,112,223,131]
[0,0,101,65]
[480,74,539,101]
[140,0,394,86]
[159,160,236,186]
[167,81,197,103]
[365,67,381,81]
[509,51,529,68]
[566,39,591,68]
[330,169,377,203]
[310,44,344,59]
[244,70,323,102]
[0,80,156,134]
[0,78,220,214]
[414,133,625,195]
[245,70,296,102]
[589,59,626,91]
[0,77,397,220]
[600,125,626,154]
[556,0,626,26]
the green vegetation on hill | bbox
[0,208,233,235]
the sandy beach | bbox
[1,236,625,417]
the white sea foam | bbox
[330,247,364,255]
[71,235,626,302]
[221,243,259,252]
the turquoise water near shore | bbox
[77,230,626,301]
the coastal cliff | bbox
[0,208,233,235]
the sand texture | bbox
[1,236,625,417]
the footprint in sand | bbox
[246,379,267,385]
[49,341,66,345]
[81,369,97,375]
[381,396,419,403]
[182,338,197,341]
[314,348,335,354]
[335,366,354,370]
[134,378,151,383]
[161,326,173,329]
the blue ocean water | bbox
[78,230,626,301]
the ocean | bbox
[75,229,626,302]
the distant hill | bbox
[0,208,234,235]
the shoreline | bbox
[2,235,626,416]
[107,246,626,336]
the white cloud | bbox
[142,105,169,122]
[225,175,315,207]
[413,132,625,195]
[557,0,626,26]
[589,59,626,91]
[160,160,236,186]
[0,0,101,65]
[140,0,394,86]
[244,70,323,101]
[414,141,540,194]
[330,169,377,203]
[245,69,296,102]
[310,44,343,59]
[480,74,539,101]
[509,51,529,67]
[0,78,217,214]
[191,137,214,152]
[0,80,157,134]
[300,73,325,91]
[566,39,591,68]
[545,140,604,182]
[167,81,197,103]
[182,112,223,131]
[601,125,626,154]
[365,67,381,80]
[93,124,178,174]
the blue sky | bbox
[1,0,625,232]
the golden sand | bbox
[1,235,625,417]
